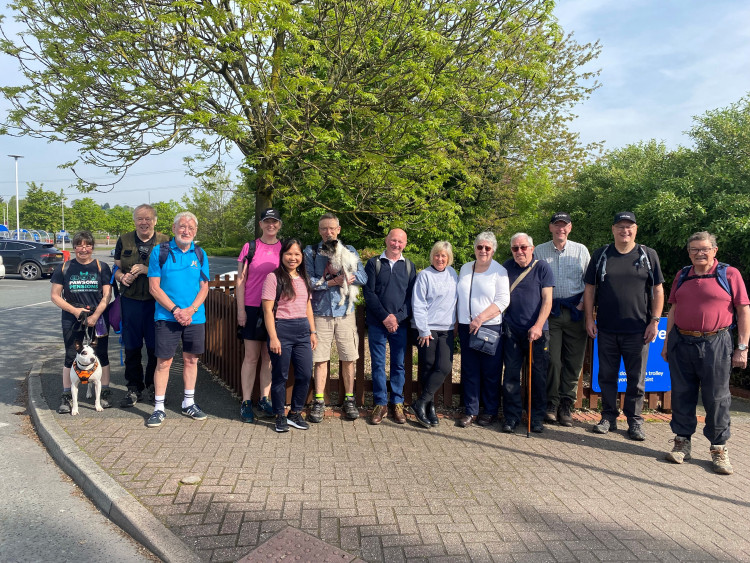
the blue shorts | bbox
[155,321,205,358]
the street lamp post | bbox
[61,195,66,251]
[8,155,23,239]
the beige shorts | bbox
[313,314,360,363]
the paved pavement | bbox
[31,352,750,562]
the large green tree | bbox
[550,94,750,285]
[0,0,598,246]
[68,197,107,232]
[20,182,60,232]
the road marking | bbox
[2,300,53,311]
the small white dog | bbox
[317,239,359,313]
[70,340,103,415]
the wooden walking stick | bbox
[527,339,532,438]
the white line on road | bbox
[2,301,53,311]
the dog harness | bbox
[73,360,99,385]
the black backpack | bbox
[158,241,209,282]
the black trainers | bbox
[120,388,141,408]
[58,392,72,414]
[531,420,544,433]
[342,397,360,420]
[287,411,309,430]
[100,388,112,409]
[592,419,616,434]
[275,413,289,433]
[627,423,646,441]
[502,420,517,433]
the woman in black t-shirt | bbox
[50,230,113,414]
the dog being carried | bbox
[317,239,360,313]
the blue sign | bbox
[592,318,671,392]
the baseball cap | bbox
[613,211,636,224]
[260,208,281,222]
[549,212,572,224]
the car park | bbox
[0,240,65,280]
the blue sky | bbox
[1,0,750,208]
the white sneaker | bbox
[710,444,733,475]
[665,436,691,464]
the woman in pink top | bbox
[236,208,282,423]
[262,238,317,433]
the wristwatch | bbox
[170,305,178,313]
[192,305,199,313]
[737,344,748,351]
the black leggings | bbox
[417,330,454,402]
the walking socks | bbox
[345,393,354,399]
[154,395,165,412]
[315,393,324,401]
[182,389,195,409]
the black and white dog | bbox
[70,340,103,415]
[317,239,359,313]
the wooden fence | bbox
[203,276,672,411]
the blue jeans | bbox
[368,321,408,405]
[269,318,313,414]
[502,327,549,425]
[458,324,503,416]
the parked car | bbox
[0,240,65,280]
[0,255,5,280]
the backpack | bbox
[594,244,654,305]
[242,240,257,266]
[675,262,732,297]
[158,241,209,282]
[107,265,122,334]
[374,256,413,278]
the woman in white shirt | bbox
[455,232,510,428]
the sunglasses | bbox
[475,245,493,252]
[511,245,529,252]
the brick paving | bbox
[42,359,750,562]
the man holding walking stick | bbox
[501,233,554,433]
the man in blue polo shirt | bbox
[501,233,555,433]
[146,211,210,428]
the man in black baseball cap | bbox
[583,211,664,441]
[535,212,590,426]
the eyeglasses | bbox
[688,247,715,254]
[75,244,93,249]
[614,225,635,231]
[511,245,529,252]
[475,245,493,252]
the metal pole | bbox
[61,196,66,251]
[8,155,23,239]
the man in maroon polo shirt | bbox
[662,231,750,475]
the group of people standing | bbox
[51,205,749,475]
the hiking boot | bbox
[342,397,360,420]
[240,400,255,423]
[476,414,497,427]
[181,404,207,421]
[308,399,325,423]
[258,396,275,418]
[557,401,573,427]
[100,388,112,409]
[58,392,72,414]
[592,419,616,434]
[370,404,387,425]
[665,436,692,464]
[392,403,406,424]
[628,423,646,441]
[275,413,289,433]
[287,411,309,430]
[146,410,165,428]
[120,388,141,408]
[409,399,431,428]
[544,404,557,424]
[710,444,733,475]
